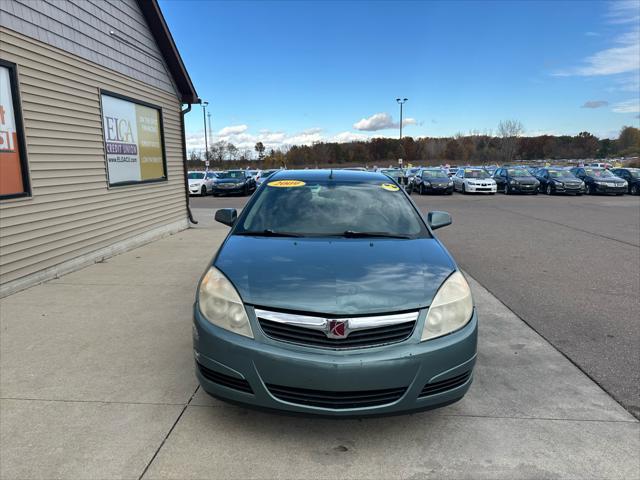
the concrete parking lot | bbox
[1,198,639,479]
[192,191,640,419]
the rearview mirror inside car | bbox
[427,211,452,230]
[215,208,237,226]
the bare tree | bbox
[498,120,524,163]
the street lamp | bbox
[396,98,408,140]
[202,101,209,164]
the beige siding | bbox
[0,27,188,286]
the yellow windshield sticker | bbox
[267,180,306,187]
[381,183,400,192]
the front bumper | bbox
[212,184,246,195]
[509,183,538,193]
[423,184,454,194]
[189,185,205,195]
[193,305,478,417]
[466,184,496,193]
[593,183,627,194]
[552,183,583,194]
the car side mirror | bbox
[427,211,452,230]
[215,208,237,227]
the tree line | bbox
[188,124,640,170]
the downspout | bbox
[180,103,198,224]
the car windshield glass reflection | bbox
[236,181,427,238]
[507,168,530,176]
[188,172,205,179]
[585,169,614,178]
[548,170,573,178]
[422,170,447,178]
[218,171,245,179]
[465,170,489,178]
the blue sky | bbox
[159,0,640,153]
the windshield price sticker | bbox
[381,183,400,192]
[268,180,306,188]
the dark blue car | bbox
[193,170,477,416]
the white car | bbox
[188,171,217,196]
[256,169,278,186]
[452,168,497,194]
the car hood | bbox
[425,177,450,183]
[214,236,456,315]
[188,179,204,185]
[589,177,625,183]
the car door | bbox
[493,169,504,189]
[537,169,548,189]
[453,170,463,190]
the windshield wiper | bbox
[236,229,303,238]
[341,230,412,239]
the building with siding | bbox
[0,0,199,297]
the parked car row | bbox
[191,166,639,197]
[402,166,639,196]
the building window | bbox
[0,60,30,200]
[100,90,167,187]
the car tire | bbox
[546,184,553,195]
[420,184,425,195]
[631,184,639,195]
[462,183,466,194]
[212,192,219,197]
[243,185,249,196]
[201,186,207,196]
[586,184,593,195]
[504,184,509,195]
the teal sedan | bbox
[193,170,477,416]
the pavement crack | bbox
[138,385,200,480]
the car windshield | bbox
[381,169,402,176]
[261,170,277,176]
[507,168,530,176]
[421,170,446,178]
[626,169,639,178]
[236,180,427,238]
[218,171,246,179]
[465,169,489,178]
[188,172,205,179]
[548,170,574,178]
[585,168,614,178]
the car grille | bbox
[197,362,253,394]
[266,383,406,409]
[419,371,471,397]
[258,317,416,349]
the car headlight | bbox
[421,271,473,341]
[198,267,253,338]
[424,181,431,186]
[509,180,517,185]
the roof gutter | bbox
[181,102,197,224]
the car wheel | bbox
[243,185,249,196]
[420,184,425,195]
[504,184,509,195]
[546,184,553,195]
[631,184,639,195]
[586,184,593,195]
[201,186,207,196]
[462,183,466,194]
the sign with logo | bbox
[398,158,403,165]
[0,62,29,199]
[101,92,166,186]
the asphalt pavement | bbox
[192,189,640,418]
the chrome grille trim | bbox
[254,309,419,333]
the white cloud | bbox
[606,0,640,24]
[333,131,370,142]
[217,124,248,136]
[612,99,640,113]
[581,100,609,108]
[353,112,417,131]
[555,2,639,77]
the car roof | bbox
[269,169,389,182]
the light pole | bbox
[202,101,209,164]
[396,98,408,139]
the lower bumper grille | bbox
[419,371,471,397]
[197,362,253,394]
[258,318,415,349]
[266,383,406,409]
